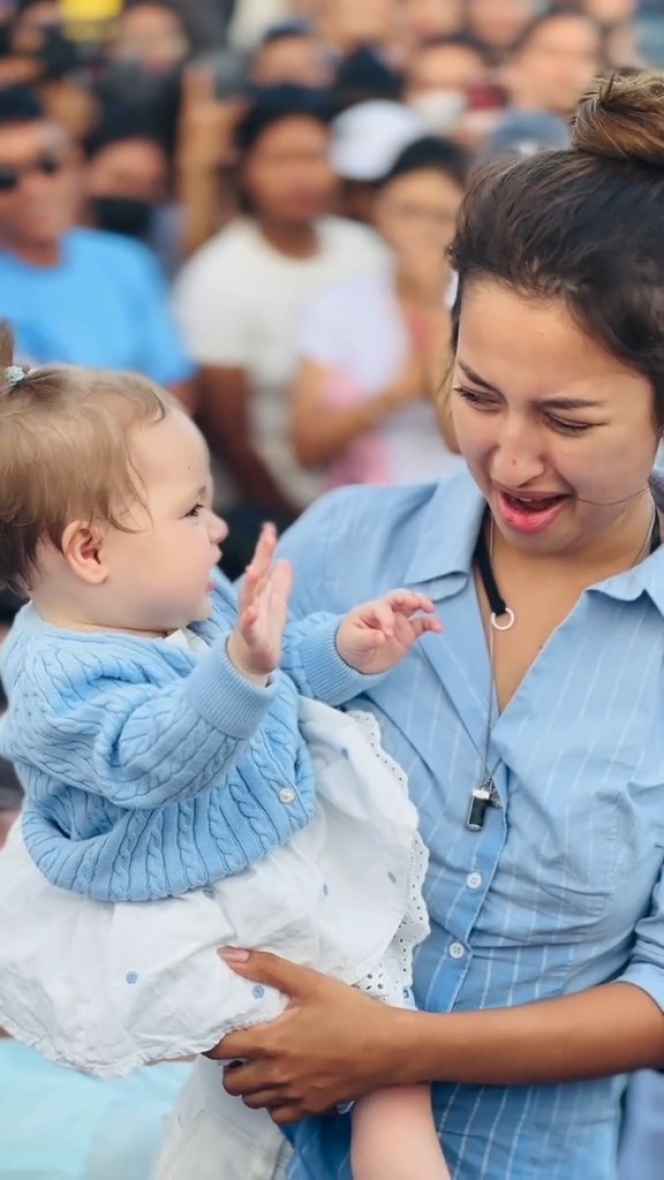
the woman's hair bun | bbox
[572,70,664,166]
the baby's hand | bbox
[227,524,293,683]
[336,590,441,675]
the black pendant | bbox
[467,780,501,831]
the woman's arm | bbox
[291,357,427,469]
[215,951,664,1123]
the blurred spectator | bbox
[331,98,425,221]
[97,0,189,154]
[405,33,490,135]
[465,0,540,62]
[503,10,603,118]
[291,135,466,488]
[108,0,189,76]
[0,85,195,400]
[479,107,571,160]
[402,0,465,45]
[250,19,334,88]
[174,84,385,571]
[227,0,294,52]
[170,0,234,51]
[2,0,98,138]
[0,1039,191,1180]
[316,0,403,59]
[83,105,182,275]
[174,59,246,256]
[332,44,404,109]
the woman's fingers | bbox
[218,948,322,1004]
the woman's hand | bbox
[209,951,417,1123]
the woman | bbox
[208,70,664,1178]
[291,136,467,488]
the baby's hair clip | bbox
[4,365,26,388]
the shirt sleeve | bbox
[128,244,195,385]
[619,859,664,1010]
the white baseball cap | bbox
[331,100,426,182]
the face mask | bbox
[409,91,466,135]
[91,195,154,241]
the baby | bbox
[0,333,448,1180]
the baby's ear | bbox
[61,520,109,585]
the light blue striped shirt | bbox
[277,469,664,1180]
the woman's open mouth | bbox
[496,489,570,534]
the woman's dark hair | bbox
[449,71,664,424]
[378,135,469,192]
[234,84,334,155]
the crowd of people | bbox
[1,0,664,1177]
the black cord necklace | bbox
[466,505,661,832]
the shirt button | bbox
[466,872,482,891]
[449,942,466,960]
[279,787,296,804]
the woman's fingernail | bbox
[220,948,250,963]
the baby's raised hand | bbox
[227,524,293,682]
[336,590,441,675]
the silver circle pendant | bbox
[490,608,516,632]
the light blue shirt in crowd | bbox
[0,1039,191,1178]
[0,228,193,385]
[277,469,664,1180]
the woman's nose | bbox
[491,416,547,484]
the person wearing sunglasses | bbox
[0,84,195,407]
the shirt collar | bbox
[591,542,664,619]
[404,468,664,619]
[404,468,485,595]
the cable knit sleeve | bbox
[281,612,386,706]
[22,635,278,808]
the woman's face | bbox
[243,116,335,225]
[374,167,464,270]
[451,280,659,555]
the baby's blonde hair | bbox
[0,324,179,594]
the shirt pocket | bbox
[496,758,649,940]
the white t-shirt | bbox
[297,268,465,488]
[173,216,385,508]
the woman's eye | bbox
[453,386,498,408]
[548,417,593,435]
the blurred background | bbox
[0,0,663,1175]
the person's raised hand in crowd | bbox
[227,523,293,683]
[176,62,247,255]
[336,589,441,675]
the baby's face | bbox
[100,411,228,634]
